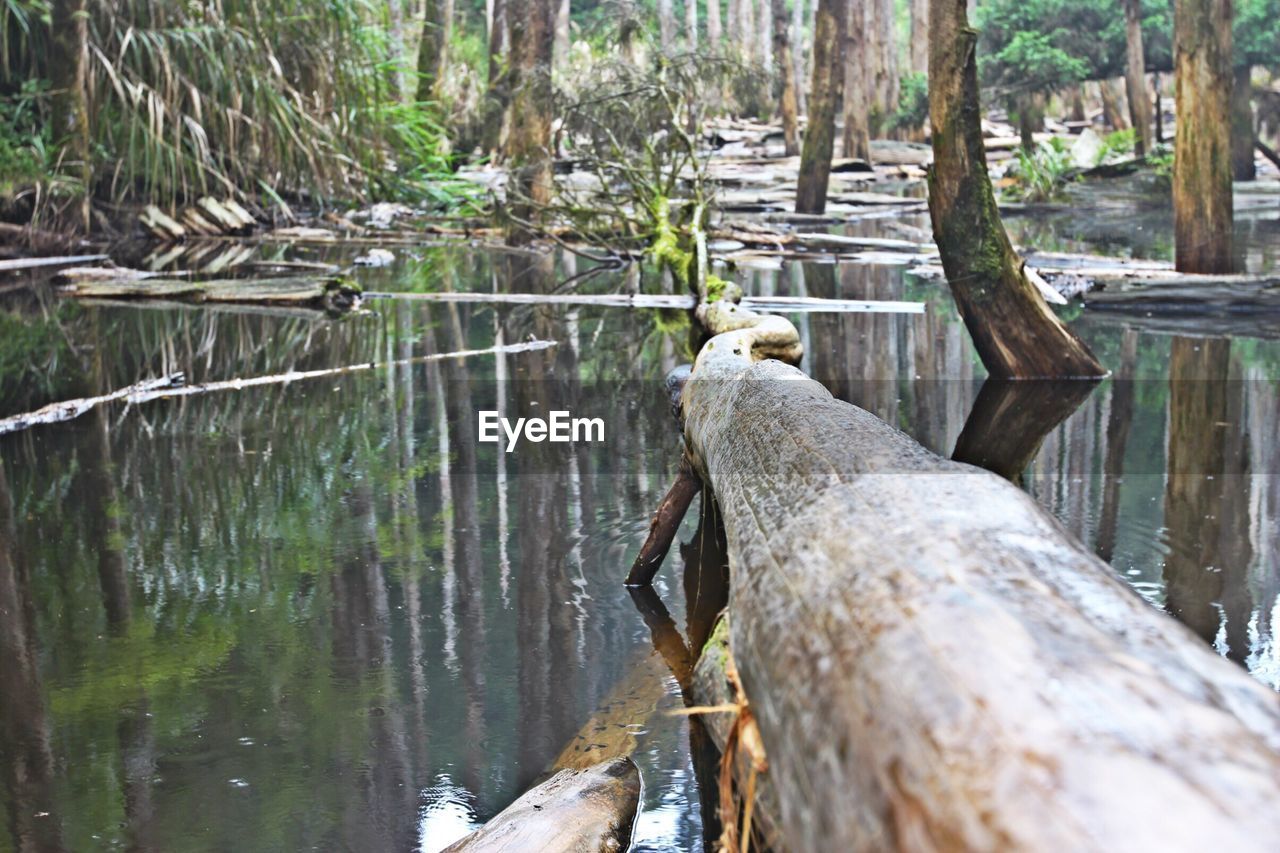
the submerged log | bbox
[443,758,640,853]
[680,353,1280,850]
[58,275,363,314]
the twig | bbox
[626,451,702,585]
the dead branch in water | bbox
[0,340,556,436]
[625,452,702,586]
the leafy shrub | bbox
[1008,138,1076,202]
[891,72,929,133]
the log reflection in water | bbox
[1096,328,1139,563]
[952,378,1099,485]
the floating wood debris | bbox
[58,275,363,314]
[0,254,110,273]
[360,290,926,314]
[0,340,556,436]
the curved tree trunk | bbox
[842,0,871,162]
[680,353,1280,851]
[927,0,1104,378]
[796,0,844,213]
[1174,0,1234,273]
[1232,65,1257,181]
[1124,0,1153,156]
[773,0,801,156]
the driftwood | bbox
[0,341,555,435]
[442,758,640,853]
[1083,274,1280,314]
[625,453,701,586]
[680,350,1280,849]
[58,275,362,314]
[0,254,108,273]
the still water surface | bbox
[2,211,1278,850]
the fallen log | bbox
[442,758,640,853]
[58,275,363,314]
[0,254,109,273]
[1083,274,1280,313]
[680,351,1280,849]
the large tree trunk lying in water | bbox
[680,354,1280,850]
[443,758,640,852]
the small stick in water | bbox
[625,451,701,586]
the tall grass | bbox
[2,0,470,214]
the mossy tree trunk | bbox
[772,0,801,155]
[1174,0,1234,273]
[505,0,555,242]
[50,0,90,229]
[1231,65,1256,181]
[796,0,844,213]
[927,0,1104,378]
[842,0,871,162]
[1124,0,1153,156]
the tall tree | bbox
[50,0,90,228]
[658,0,675,51]
[870,0,899,130]
[506,0,556,241]
[686,0,699,49]
[708,0,723,45]
[910,0,929,77]
[791,0,808,112]
[555,0,571,73]
[773,0,801,155]
[417,0,447,102]
[482,0,512,154]
[1124,0,1154,155]
[927,0,1104,378]
[1231,66,1256,180]
[796,0,844,212]
[842,0,871,161]
[758,0,773,70]
[1174,0,1234,273]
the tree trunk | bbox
[1100,78,1130,130]
[796,0,844,213]
[708,0,722,46]
[740,0,756,58]
[686,0,698,49]
[727,0,739,42]
[910,0,928,78]
[50,0,90,229]
[774,0,801,156]
[1155,70,1165,142]
[1232,65,1256,181]
[658,0,675,52]
[927,0,1104,378]
[482,0,510,155]
[1124,0,1153,156]
[505,0,555,241]
[872,0,899,131]
[1016,93,1043,150]
[417,0,448,102]
[842,0,871,162]
[758,0,773,70]
[792,0,807,112]
[554,0,571,72]
[1174,0,1234,273]
[680,353,1280,851]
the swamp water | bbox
[2,214,1279,850]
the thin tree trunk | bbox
[796,0,844,213]
[740,0,756,58]
[506,0,555,241]
[1155,71,1165,142]
[1100,78,1129,130]
[686,0,698,49]
[927,0,1104,378]
[658,0,675,52]
[774,0,801,155]
[842,0,871,161]
[1174,0,1234,273]
[1016,94,1044,150]
[791,0,807,112]
[482,0,510,154]
[758,0,773,70]
[417,0,446,102]
[1067,84,1086,122]
[555,0,571,72]
[50,0,90,229]
[708,0,722,46]
[1124,0,1153,155]
[910,0,928,77]
[1232,65,1256,181]
[727,0,739,42]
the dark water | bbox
[2,212,1279,851]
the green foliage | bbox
[977,0,1173,91]
[1147,142,1174,183]
[1,0,469,212]
[891,72,929,132]
[1096,128,1137,165]
[1235,0,1280,68]
[1007,138,1077,202]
